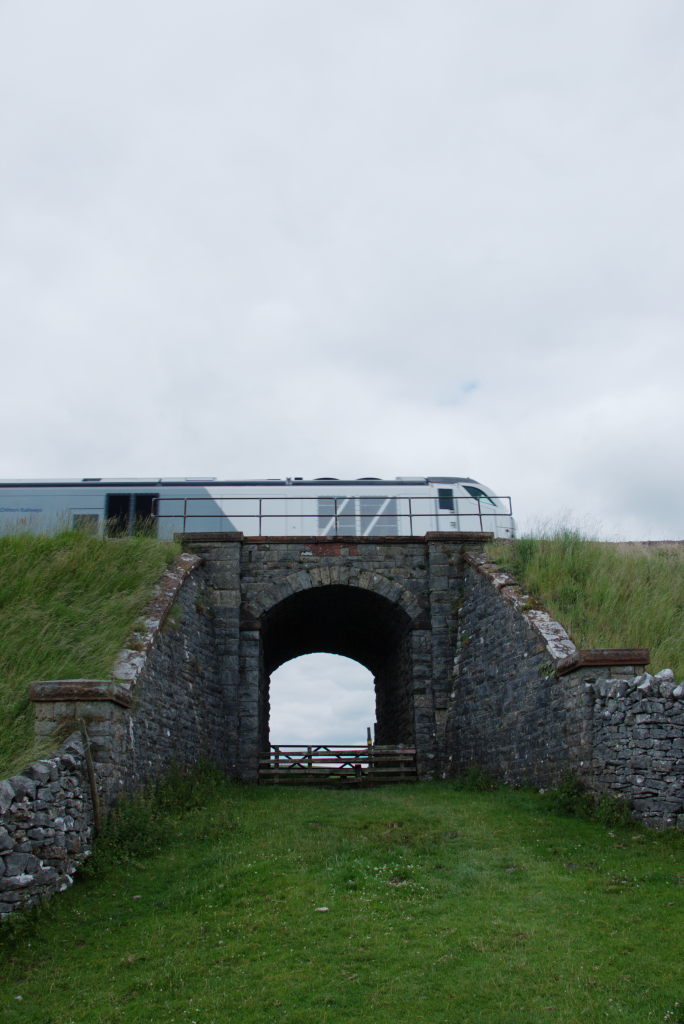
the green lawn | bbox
[2,781,682,1023]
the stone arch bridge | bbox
[6,532,681,920]
[32,530,653,796]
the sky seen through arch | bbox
[269,654,375,746]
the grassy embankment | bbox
[1,778,683,1023]
[489,529,684,678]
[0,531,179,779]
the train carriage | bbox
[0,476,515,539]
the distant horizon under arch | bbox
[268,653,376,746]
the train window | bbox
[105,493,158,536]
[438,488,455,511]
[317,496,356,535]
[317,496,336,532]
[463,485,496,506]
[317,496,398,536]
[336,497,357,536]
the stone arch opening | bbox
[258,584,416,751]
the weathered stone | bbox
[4,852,40,876]
[0,873,34,890]
[0,780,16,814]
[8,776,36,801]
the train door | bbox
[436,488,460,532]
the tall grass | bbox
[489,528,684,677]
[0,531,179,778]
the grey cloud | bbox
[0,0,682,539]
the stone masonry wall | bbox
[111,559,227,798]
[445,549,684,828]
[30,553,230,808]
[445,555,582,787]
[1,552,232,917]
[586,670,684,828]
[215,534,466,779]
[183,535,452,779]
[0,734,94,918]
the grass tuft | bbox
[544,772,635,829]
[450,765,499,791]
[0,531,179,778]
[84,762,227,875]
[489,527,684,676]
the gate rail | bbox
[259,744,417,785]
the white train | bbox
[0,476,515,539]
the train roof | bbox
[0,476,479,489]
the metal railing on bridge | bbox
[259,744,418,785]
[154,493,512,537]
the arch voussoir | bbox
[246,562,422,629]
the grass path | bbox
[2,781,683,1023]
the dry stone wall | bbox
[0,735,94,918]
[586,670,684,828]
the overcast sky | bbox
[2,2,682,741]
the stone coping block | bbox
[555,649,650,676]
[110,551,201,682]
[29,680,133,707]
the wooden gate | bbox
[258,745,417,785]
